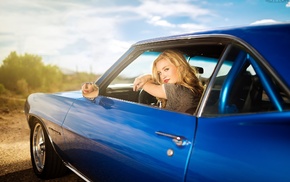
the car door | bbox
[61,49,198,182]
[63,97,196,182]
[186,44,290,182]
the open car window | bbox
[110,52,160,85]
[104,51,160,104]
[102,43,226,113]
[188,56,232,86]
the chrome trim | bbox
[134,34,239,46]
[65,162,91,182]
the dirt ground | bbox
[0,110,84,182]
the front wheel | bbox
[30,120,68,179]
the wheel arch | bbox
[28,114,62,162]
[28,113,91,181]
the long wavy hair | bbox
[152,49,204,107]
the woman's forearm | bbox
[143,81,166,99]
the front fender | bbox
[25,92,78,158]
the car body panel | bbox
[25,92,82,153]
[186,112,290,182]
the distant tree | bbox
[16,78,28,95]
[0,51,103,95]
[0,51,63,93]
[41,65,63,92]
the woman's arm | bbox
[143,81,167,99]
[133,74,166,99]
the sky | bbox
[0,0,289,74]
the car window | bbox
[104,51,160,104]
[110,52,160,85]
[202,45,290,116]
[103,43,225,113]
[189,56,231,79]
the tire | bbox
[30,119,68,179]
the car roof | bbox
[135,23,290,88]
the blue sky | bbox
[0,0,289,74]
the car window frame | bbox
[96,37,230,113]
[94,34,289,116]
[96,36,234,97]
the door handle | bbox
[155,131,191,147]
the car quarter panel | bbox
[61,96,197,182]
[186,112,290,182]
[232,24,290,89]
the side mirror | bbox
[81,82,99,100]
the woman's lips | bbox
[163,79,169,83]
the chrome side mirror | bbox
[81,82,99,100]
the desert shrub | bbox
[16,79,28,95]
[0,84,5,94]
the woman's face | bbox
[156,58,179,84]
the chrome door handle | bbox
[155,131,190,147]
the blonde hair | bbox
[152,49,204,107]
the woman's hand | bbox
[133,74,152,91]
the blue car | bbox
[25,23,290,182]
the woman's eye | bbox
[164,68,169,71]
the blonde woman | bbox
[133,50,204,114]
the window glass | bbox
[188,56,231,86]
[104,51,160,103]
[111,51,159,85]
[188,56,219,79]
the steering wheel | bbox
[138,89,157,105]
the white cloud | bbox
[250,19,280,25]
[134,0,212,35]
[0,0,131,73]
[147,16,175,27]
[286,2,290,8]
[136,0,211,19]
[177,23,207,32]
[0,0,215,74]
[2,0,287,75]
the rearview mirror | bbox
[81,82,99,100]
